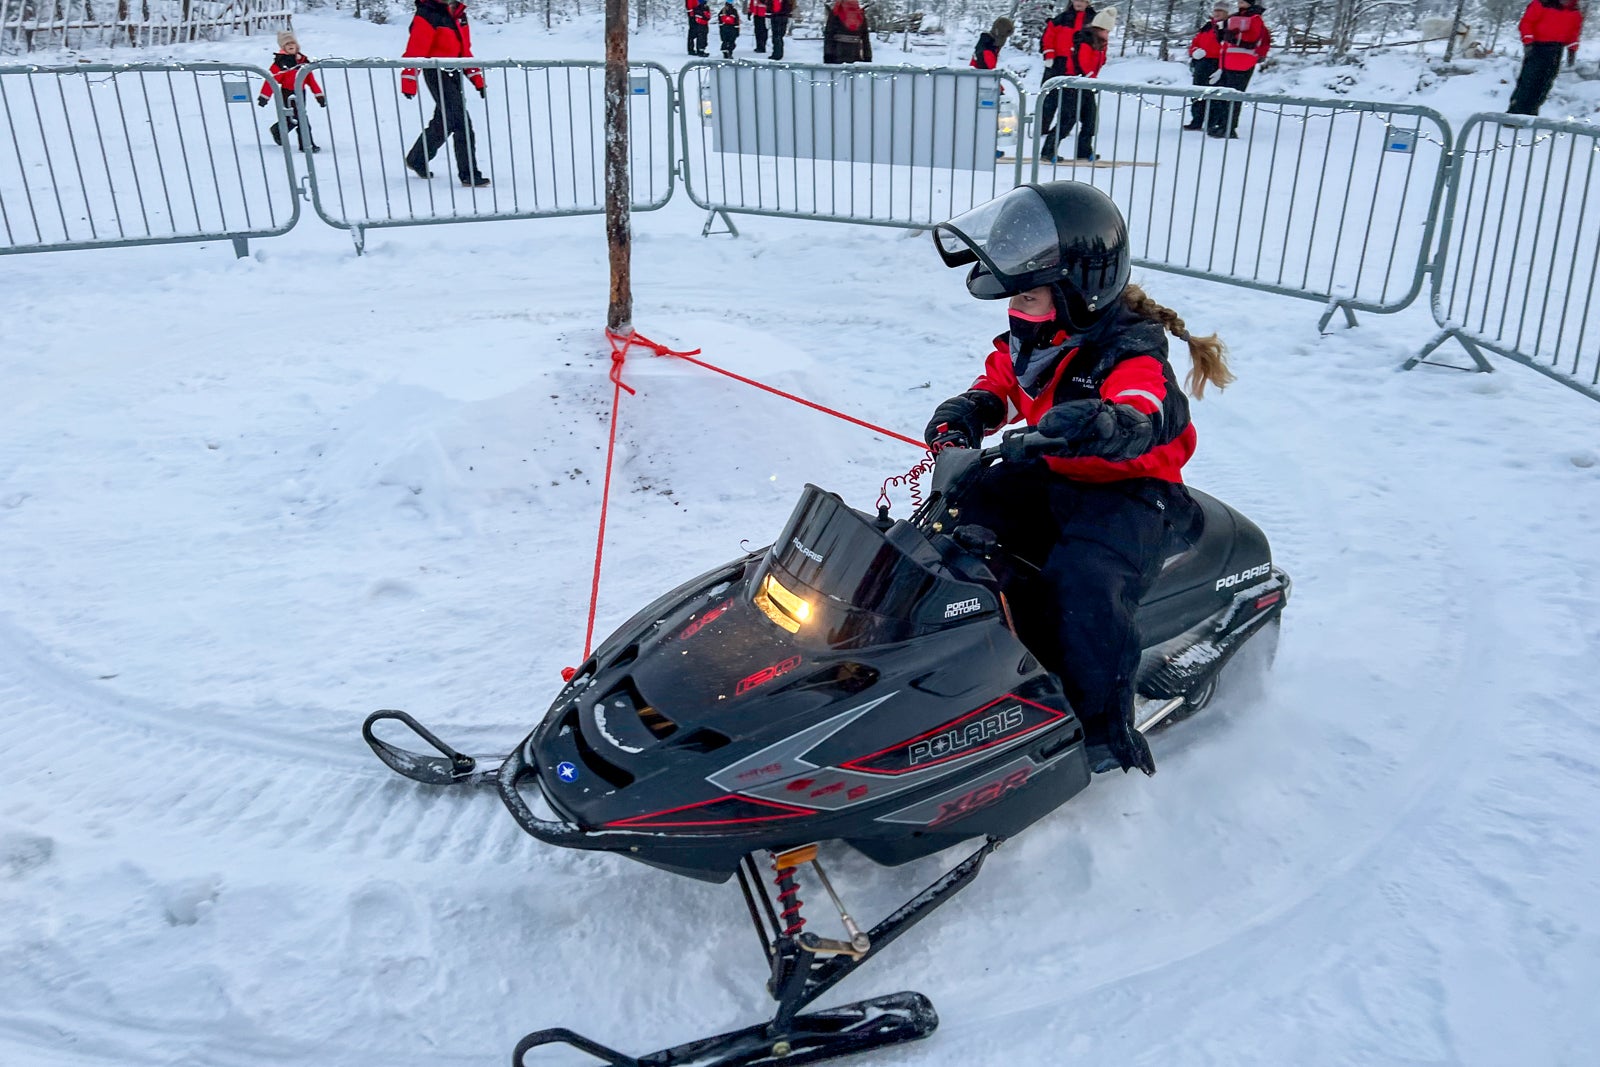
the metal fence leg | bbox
[702,208,738,238]
[1402,328,1494,374]
[350,225,366,256]
[231,236,250,259]
[1317,299,1359,334]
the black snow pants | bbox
[1039,87,1097,161]
[1207,67,1254,136]
[269,97,316,151]
[1509,43,1564,116]
[753,14,768,52]
[955,462,1194,743]
[769,14,788,60]
[720,24,739,58]
[1188,58,1218,127]
[407,69,481,183]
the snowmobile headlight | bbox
[754,573,811,634]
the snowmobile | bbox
[364,428,1289,1067]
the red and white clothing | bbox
[1520,0,1583,50]
[1042,6,1095,73]
[1219,3,1271,72]
[401,0,485,97]
[260,53,323,101]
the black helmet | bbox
[932,181,1131,326]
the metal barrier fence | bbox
[297,59,676,252]
[1408,113,1600,401]
[677,60,1026,233]
[0,62,299,256]
[1031,77,1453,331]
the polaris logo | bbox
[909,706,1025,766]
[1216,563,1271,590]
[943,597,983,619]
[790,538,824,564]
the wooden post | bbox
[604,0,632,334]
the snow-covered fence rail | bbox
[1033,78,1454,331]
[1410,114,1600,402]
[676,61,1027,233]
[297,59,675,253]
[0,63,300,256]
[0,0,293,54]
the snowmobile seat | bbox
[1152,487,1234,596]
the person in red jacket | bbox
[1510,0,1583,115]
[823,0,873,64]
[1183,5,1227,131]
[971,16,1014,70]
[1041,7,1113,162]
[746,0,769,54]
[401,0,488,186]
[688,0,712,56]
[1206,0,1270,138]
[257,30,326,153]
[719,2,741,58]
[1038,1,1095,162]
[767,0,791,61]
[925,182,1233,775]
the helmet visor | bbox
[932,186,1061,297]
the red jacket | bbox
[1219,6,1270,71]
[1520,1,1582,47]
[720,6,740,25]
[1063,31,1106,78]
[1042,7,1093,69]
[746,0,767,14]
[971,30,1001,70]
[401,0,485,96]
[1189,22,1222,61]
[260,53,323,101]
[970,327,1194,484]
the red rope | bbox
[563,327,927,679]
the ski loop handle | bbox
[361,709,501,786]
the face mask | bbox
[1007,307,1055,351]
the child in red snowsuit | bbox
[257,30,326,153]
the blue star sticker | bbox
[556,761,579,783]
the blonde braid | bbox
[1121,283,1234,398]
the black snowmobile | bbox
[364,429,1290,1067]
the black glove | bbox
[477,84,488,99]
[316,94,328,108]
[924,390,1004,450]
[256,95,269,107]
[1107,718,1156,776]
[1037,400,1154,462]
[1568,48,1577,68]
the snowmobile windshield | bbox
[757,486,989,649]
[933,186,1061,298]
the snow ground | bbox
[3,14,1600,1067]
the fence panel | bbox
[1411,113,1600,401]
[298,59,675,250]
[0,62,299,255]
[1030,77,1453,327]
[677,60,1026,230]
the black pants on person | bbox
[720,25,739,58]
[269,98,316,151]
[769,14,787,60]
[406,69,481,183]
[1039,86,1097,161]
[1509,43,1564,116]
[691,22,710,55]
[1188,58,1218,128]
[687,14,698,53]
[752,14,768,52]
[954,462,1194,747]
[1206,67,1254,136]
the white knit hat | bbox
[1089,7,1117,32]
[277,29,299,52]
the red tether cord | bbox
[566,329,926,679]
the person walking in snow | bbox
[1207,0,1270,138]
[1509,0,1583,115]
[686,0,700,54]
[823,0,873,64]
[924,180,1232,776]
[1184,5,1227,132]
[746,0,769,54]
[970,16,1014,70]
[719,2,742,58]
[1038,1,1095,162]
[689,0,713,57]
[401,0,489,187]
[1040,7,1114,163]
[257,30,326,153]
[767,0,792,61]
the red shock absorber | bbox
[770,858,806,937]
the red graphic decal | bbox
[809,781,845,798]
[847,785,869,801]
[928,768,1031,829]
[736,762,784,782]
[839,695,1068,776]
[736,655,802,696]
[679,599,732,641]
[605,792,815,830]
[785,777,817,792]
